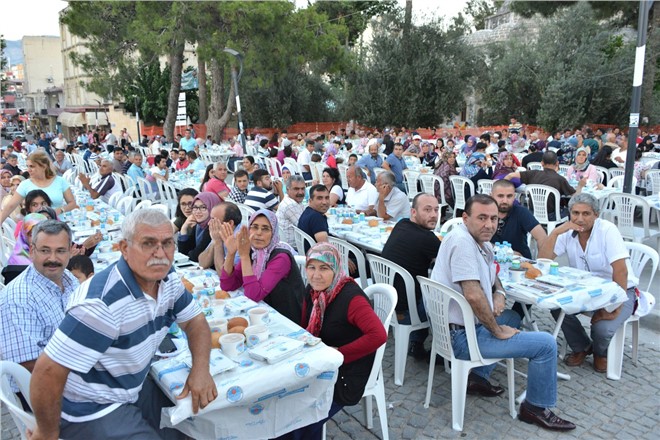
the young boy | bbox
[67,255,95,284]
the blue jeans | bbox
[450,310,558,408]
[398,297,428,343]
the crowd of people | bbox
[0,120,658,439]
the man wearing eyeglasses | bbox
[0,220,78,408]
[29,209,216,440]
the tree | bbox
[509,1,660,124]
[462,0,502,30]
[477,2,635,130]
[312,0,397,47]
[0,35,7,94]
[343,15,478,128]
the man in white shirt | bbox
[375,171,410,221]
[611,135,628,167]
[54,133,68,151]
[150,135,163,155]
[297,139,314,180]
[276,175,306,246]
[345,165,378,215]
[78,159,122,204]
[104,129,118,148]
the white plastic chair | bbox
[337,163,349,190]
[292,225,316,255]
[366,254,429,386]
[608,168,625,179]
[524,184,566,234]
[236,203,256,225]
[133,199,153,211]
[606,243,659,381]
[116,195,137,215]
[359,283,397,440]
[606,193,660,247]
[112,172,130,193]
[477,179,494,195]
[372,167,387,181]
[526,162,543,171]
[0,361,46,440]
[418,174,448,211]
[150,203,170,217]
[402,170,420,201]
[594,166,609,185]
[294,254,308,286]
[107,191,123,208]
[558,164,570,176]
[156,179,178,213]
[448,176,474,218]
[646,169,660,195]
[328,237,369,289]
[437,217,464,235]
[607,175,637,189]
[417,277,516,431]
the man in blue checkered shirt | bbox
[0,221,78,392]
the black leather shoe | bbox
[518,403,576,431]
[466,378,504,397]
[408,341,430,360]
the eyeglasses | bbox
[580,255,590,272]
[191,205,208,212]
[249,224,272,233]
[180,202,194,208]
[130,239,176,253]
[34,248,69,257]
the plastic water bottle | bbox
[204,271,217,289]
[493,242,502,263]
[99,208,108,224]
[503,241,514,263]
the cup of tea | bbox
[244,324,269,348]
[220,333,245,358]
[248,307,270,325]
[536,258,553,275]
[208,318,228,334]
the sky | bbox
[1,0,468,40]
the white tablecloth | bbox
[502,266,628,314]
[152,295,343,440]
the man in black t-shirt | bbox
[490,180,546,259]
[381,193,440,360]
[297,185,330,253]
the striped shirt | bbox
[245,187,279,211]
[44,257,201,422]
[0,265,78,390]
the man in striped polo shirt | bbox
[29,209,216,440]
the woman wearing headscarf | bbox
[177,191,222,262]
[323,143,338,169]
[0,169,13,206]
[8,213,48,265]
[493,151,522,187]
[435,151,458,209]
[566,147,599,184]
[288,243,386,439]
[219,209,306,323]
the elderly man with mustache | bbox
[27,209,216,440]
[0,220,79,410]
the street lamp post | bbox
[134,95,141,142]
[223,47,246,151]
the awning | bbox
[57,111,86,127]
[85,112,108,127]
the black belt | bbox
[449,324,465,331]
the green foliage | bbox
[463,0,502,30]
[313,0,397,46]
[343,15,478,128]
[120,61,170,124]
[477,2,635,130]
[1,35,7,94]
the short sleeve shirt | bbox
[383,187,410,220]
[357,154,384,184]
[245,187,279,211]
[431,224,496,325]
[385,154,407,183]
[346,181,378,211]
[553,218,637,288]
[17,176,70,208]
[297,207,329,253]
[490,205,539,259]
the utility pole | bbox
[623,0,654,193]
